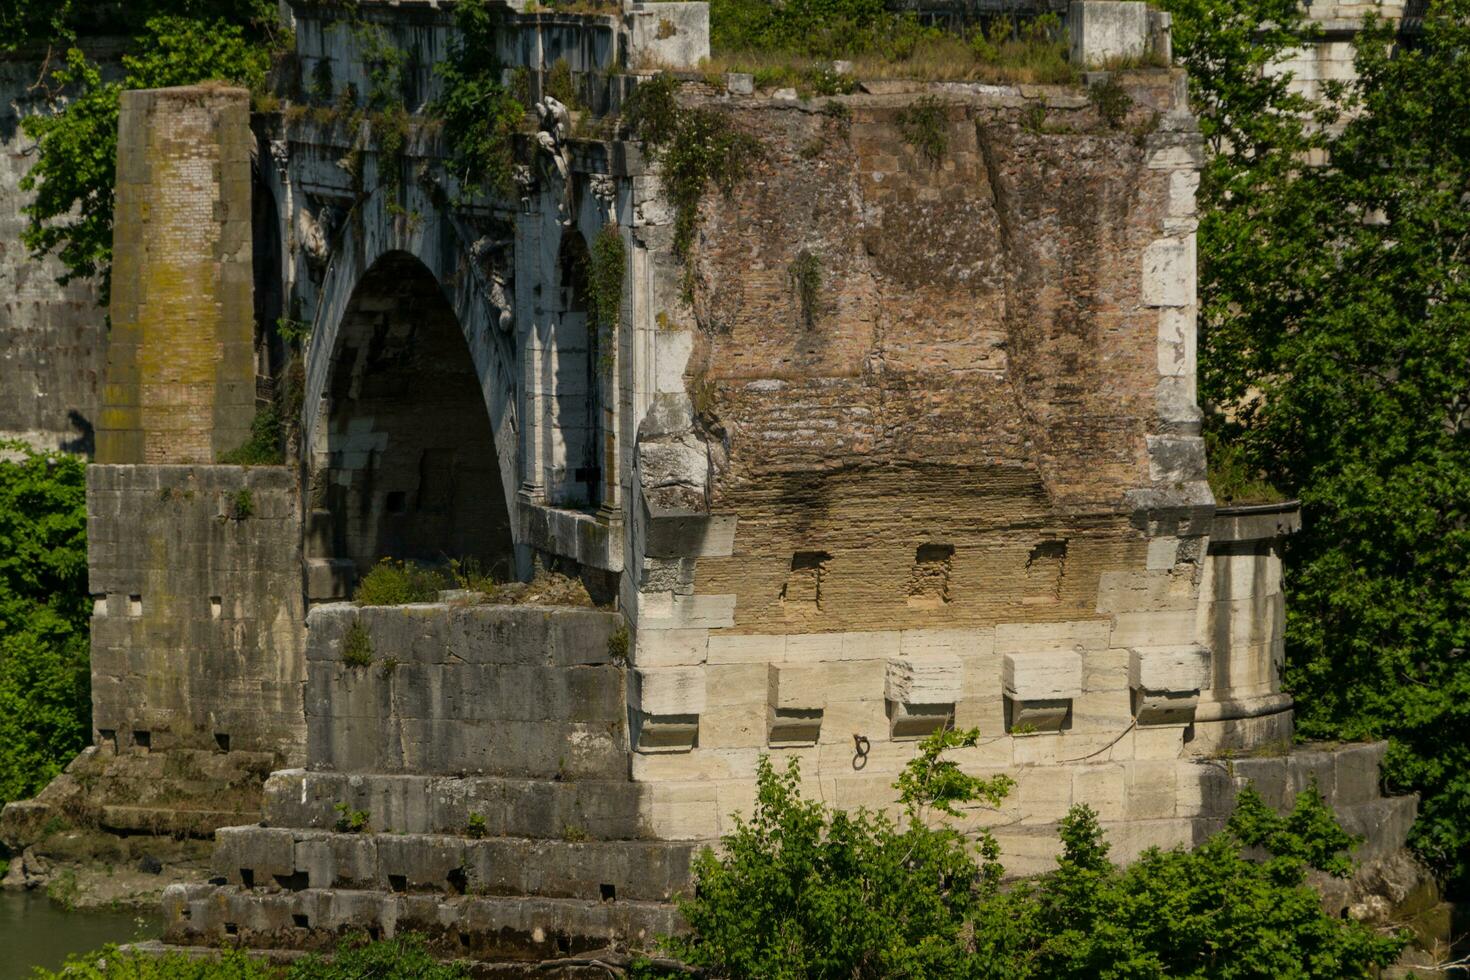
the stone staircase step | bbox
[213,826,695,903]
[264,770,646,840]
[161,883,684,963]
[100,805,260,838]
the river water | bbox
[0,891,159,979]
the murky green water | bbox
[0,891,159,979]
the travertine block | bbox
[1129,645,1210,692]
[633,627,708,667]
[768,663,828,710]
[1018,768,1073,823]
[995,621,1108,654]
[1072,764,1127,820]
[885,656,964,704]
[1110,608,1197,647]
[706,632,783,664]
[631,667,706,715]
[1126,760,1179,820]
[1002,650,1084,700]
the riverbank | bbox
[2,828,213,911]
[0,889,160,979]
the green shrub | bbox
[332,802,370,833]
[1088,76,1132,128]
[467,812,487,839]
[639,731,1405,978]
[340,622,373,668]
[606,624,630,663]
[352,559,450,606]
[217,403,284,466]
[435,0,525,200]
[0,442,90,811]
[788,249,822,329]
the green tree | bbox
[0,442,90,808]
[20,9,277,301]
[1165,0,1470,891]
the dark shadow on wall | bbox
[60,409,95,456]
[315,251,514,575]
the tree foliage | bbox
[435,0,525,201]
[19,7,278,301]
[1164,0,1470,891]
[638,734,1402,979]
[0,442,90,809]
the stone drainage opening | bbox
[388,873,407,893]
[599,883,616,902]
[292,914,309,929]
[132,730,151,750]
[214,732,230,752]
[239,868,254,889]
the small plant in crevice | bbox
[1088,76,1132,129]
[788,248,823,330]
[333,802,370,833]
[229,488,254,520]
[606,624,630,663]
[378,656,400,679]
[354,558,450,605]
[624,73,763,258]
[219,403,284,466]
[544,57,581,110]
[466,812,488,839]
[898,96,948,167]
[342,622,373,668]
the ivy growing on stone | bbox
[624,73,762,258]
[588,224,627,370]
[435,0,526,201]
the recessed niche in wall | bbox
[781,551,831,614]
[385,490,407,514]
[132,730,151,750]
[1024,540,1067,603]
[210,596,223,619]
[907,543,954,608]
[128,594,143,616]
[98,728,117,752]
[215,732,231,752]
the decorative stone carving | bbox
[534,96,574,226]
[630,667,704,753]
[294,199,335,272]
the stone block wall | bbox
[98,86,256,465]
[88,465,306,761]
[0,53,114,452]
[304,604,627,779]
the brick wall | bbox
[98,86,256,464]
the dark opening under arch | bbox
[315,252,514,578]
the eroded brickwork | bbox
[99,86,255,464]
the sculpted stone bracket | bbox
[885,657,963,740]
[1129,644,1210,725]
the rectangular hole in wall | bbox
[781,551,831,613]
[128,595,143,616]
[224,923,238,936]
[210,596,222,619]
[275,871,309,891]
[239,868,254,889]
[98,729,117,752]
[599,883,616,903]
[446,867,467,895]
[385,490,407,515]
[907,543,955,608]
[132,730,151,750]
[1024,540,1067,603]
[215,733,231,753]
[388,873,407,893]
[292,913,309,929]
[367,925,381,941]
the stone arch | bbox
[302,196,521,576]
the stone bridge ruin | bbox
[0,0,1421,967]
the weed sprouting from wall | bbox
[589,224,627,371]
[898,96,948,167]
[218,404,284,466]
[333,801,370,832]
[789,249,822,329]
[544,57,581,109]
[1089,77,1132,129]
[624,74,763,258]
[606,624,630,663]
[342,622,373,668]
[353,559,449,605]
[229,489,254,520]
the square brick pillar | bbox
[98,85,255,464]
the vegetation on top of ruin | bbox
[435,0,526,202]
[630,730,1403,978]
[352,558,597,609]
[703,0,1077,89]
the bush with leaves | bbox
[0,442,90,810]
[639,732,1405,978]
[435,0,526,201]
[1161,0,1470,892]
